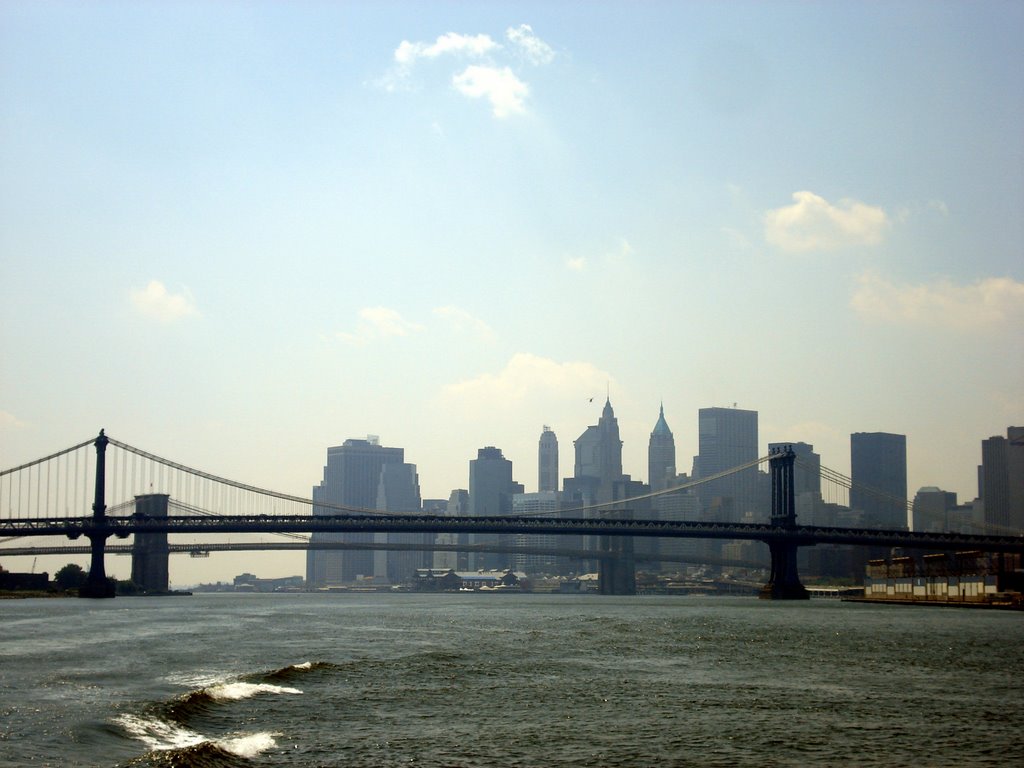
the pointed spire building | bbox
[571,397,624,504]
[648,403,676,492]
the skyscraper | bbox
[569,397,624,504]
[376,461,422,583]
[468,446,523,570]
[648,403,676,492]
[307,436,405,587]
[850,432,908,529]
[538,426,559,493]
[442,489,470,571]
[980,426,1024,533]
[512,490,560,573]
[695,407,759,521]
[912,487,958,533]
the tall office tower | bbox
[695,407,759,522]
[512,491,561,573]
[444,489,470,571]
[469,447,523,570]
[538,426,559,493]
[648,404,676,493]
[307,437,405,587]
[562,398,627,572]
[570,397,624,504]
[652,476,702,570]
[912,487,958,533]
[420,498,451,571]
[980,427,1024,533]
[850,432,908,529]
[376,462,423,584]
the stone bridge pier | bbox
[599,533,636,595]
[131,494,170,593]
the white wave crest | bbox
[114,713,278,758]
[292,661,313,670]
[113,713,205,751]
[217,731,278,757]
[206,681,302,701]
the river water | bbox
[0,593,1020,767]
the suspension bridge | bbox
[2,431,1021,598]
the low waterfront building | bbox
[861,551,1022,607]
[412,568,522,592]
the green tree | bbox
[54,563,87,591]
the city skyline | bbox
[0,403,1019,586]
[1,3,1021,583]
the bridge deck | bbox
[2,514,1021,553]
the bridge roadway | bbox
[0,540,767,570]
[3,513,1022,554]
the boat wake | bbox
[114,662,321,765]
[115,713,277,765]
[163,680,301,720]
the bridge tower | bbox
[759,445,809,600]
[131,494,170,593]
[79,430,116,598]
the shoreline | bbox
[843,596,1023,611]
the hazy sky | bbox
[2,3,1022,583]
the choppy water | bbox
[0,593,1020,767]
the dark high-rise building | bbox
[376,462,423,583]
[980,427,1024,533]
[307,437,405,587]
[695,407,759,521]
[538,426,559,493]
[469,447,523,570]
[470,446,516,517]
[850,432,908,529]
[648,404,676,493]
[912,487,958,533]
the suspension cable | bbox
[0,438,96,477]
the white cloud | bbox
[383,26,553,117]
[452,65,529,118]
[395,32,499,66]
[336,307,423,346]
[129,280,199,322]
[442,353,609,409]
[433,305,496,343]
[0,410,26,429]
[851,273,1024,330]
[566,256,587,271]
[506,24,555,65]
[764,191,888,252]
